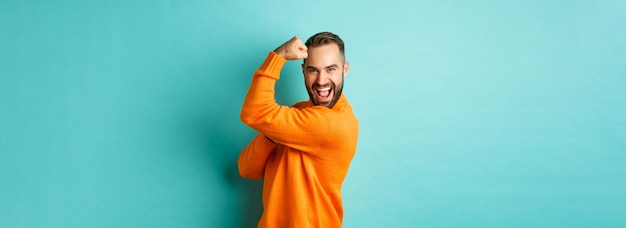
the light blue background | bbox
[1,1,625,227]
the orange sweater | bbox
[238,52,359,228]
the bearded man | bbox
[238,32,359,228]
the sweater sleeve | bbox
[238,133,276,179]
[240,52,334,153]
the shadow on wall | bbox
[200,46,267,228]
[199,36,303,227]
[206,116,263,228]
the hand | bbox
[274,36,308,60]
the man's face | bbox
[302,44,349,108]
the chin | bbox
[314,97,338,108]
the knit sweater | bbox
[238,51,359,228]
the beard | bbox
[307,76,344,109]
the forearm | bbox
[238,134,276,179]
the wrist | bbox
[273,48,286,59]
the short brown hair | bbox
[305,32,345,59]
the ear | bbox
[343,61,350,77]
[301,63,305,75]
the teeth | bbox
[317,87,331,91]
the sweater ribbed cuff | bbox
[256,51,287,80]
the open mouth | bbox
[315,86,332,102]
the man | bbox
[238,32,359,228]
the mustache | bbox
[312,81,335,89]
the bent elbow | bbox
[237,153,264,180]
[238,166,263,180]
[240,109,267,129]
[239,111,249,125]
[239,107,258,127]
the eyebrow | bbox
[306,64,339,70]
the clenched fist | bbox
[274,36,308,60]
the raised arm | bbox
[240,37,338,152]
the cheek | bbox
[331,74,343,83]
[304,77,314,88]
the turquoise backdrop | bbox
[1,1,625,227]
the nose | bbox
[315,70,330,85]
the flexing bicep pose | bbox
[238,32,358,228]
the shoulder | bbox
[291,100,312,109]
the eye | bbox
[308,68,318,74]
[327,67,336,72]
